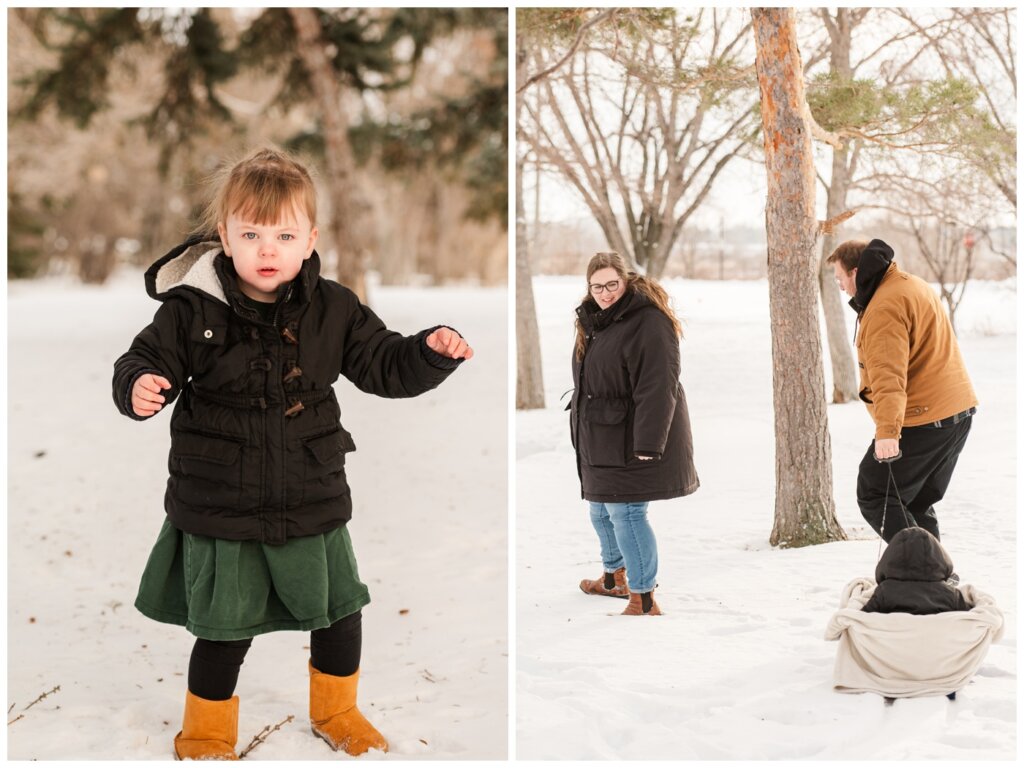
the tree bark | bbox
[818,148,859,404]
[752,8,846,547]
[516,38,545,409]
[289,8,367,302]
[817,8,859,404]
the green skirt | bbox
[134,519,370,641]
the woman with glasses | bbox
[570,252,699,615]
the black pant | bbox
[188,610,362,701]
[856,415,972,542]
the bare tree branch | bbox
[520,9,756,276]
[517,9,616,93]
[819,209,857,235]
[238,714,295,759]
[23,686,60,711]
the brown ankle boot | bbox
[309,662,388,756]
[579,566,629,598]
[622,589,662,616]
[173,690,239,760]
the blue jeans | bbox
[588,501,658,593]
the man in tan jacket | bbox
[828,239,978,543]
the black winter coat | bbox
[113,237,461,544]
[862,527,971,614]
[570,288,699,503]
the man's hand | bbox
[426,327,473,360]
[132,373,172,417]
[874,437,900,460]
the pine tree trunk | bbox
[516,40,545,409]
[752,8,846,547]
[289,8,367,302]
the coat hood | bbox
[849,239,895,313]
[143,234,322,309]
[874,527,955,584]
[145,236,227,304]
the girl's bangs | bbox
[224,177,315,226]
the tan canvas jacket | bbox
[856,264,978,439]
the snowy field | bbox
[7,270,508,760]
[517,275,1016,760]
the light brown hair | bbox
[195,147,317,238]
[574,252,682,360]
[826,240,869,272]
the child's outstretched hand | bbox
[132,373,172,417]
[426,327,473,361]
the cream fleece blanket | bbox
[825,577,1004,698]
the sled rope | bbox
[876,460,914,562]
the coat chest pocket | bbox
[171,431,243,508]
[299,427,356,505]
[580,398,629,467]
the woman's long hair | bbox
[573,252,682,360]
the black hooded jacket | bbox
[113,236,461,544]
[570,287,699,503]
[862,527,972,614]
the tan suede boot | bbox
[622,589,662,616]
[309,662,388,756]
[173,690,239,760]
[579,566,629,598]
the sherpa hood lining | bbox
[152,240,227,304]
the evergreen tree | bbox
[347,8,508,226]
[14,8,506,293]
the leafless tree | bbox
[514,8,654,409]
[909,218,976,335]
[856,154,1005,332]
[516,31,545,409]
[812,8,864,404]
[520,8,758,278]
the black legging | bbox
[188,611,363,701]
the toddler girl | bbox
[112,147,472,759]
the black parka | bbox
[862,527,971,614]
[113,237,461,544]
[570,288,699,503]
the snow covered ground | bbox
[7,271,507,760]
[517,275,1016,760]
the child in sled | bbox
[826,526,1003,700]
[861,526,971,615]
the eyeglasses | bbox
[589,280,620,295]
